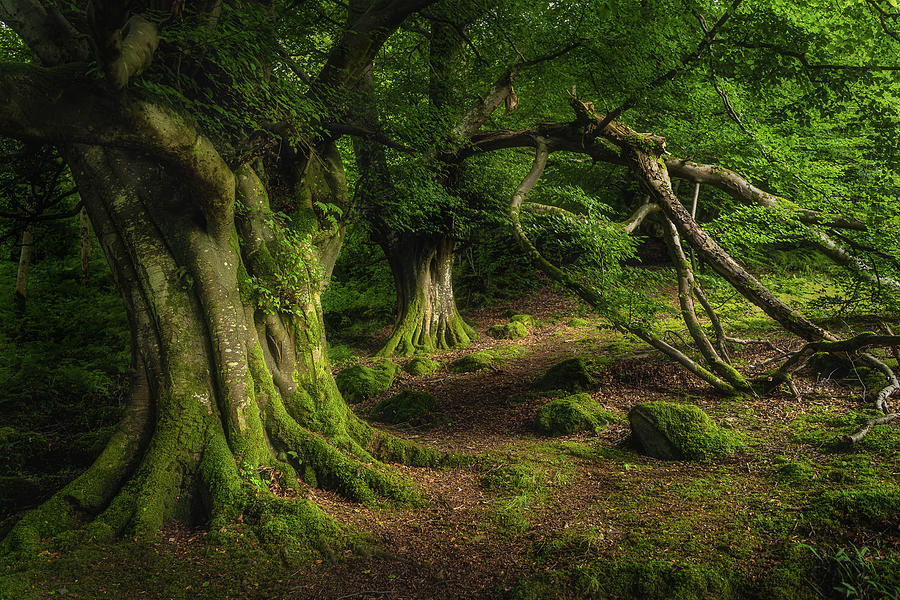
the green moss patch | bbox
[403,357,440,376]
[628,401,743,461]
[809,485,900,529]
[567,317,590,328]
[773,457,816,483]
[534,393,619,436]
[487,321,528,340]
[510,314,536,327]
[535,357,594,393]
[369,390,437,424]
[449,345,529,373]
[335,361,399,404]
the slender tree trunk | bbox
[13,223,33,313]
[378,232,475,356]
[79,205,90,285]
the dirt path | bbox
[7,288,897,600]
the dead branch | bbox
[839,413,900,444]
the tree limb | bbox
[507,141,737,394]
[0,63,235,240]
[0,0,91,66]
[726,40,900,71]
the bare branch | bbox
[839,413,900,444]
[621,202,660,234]
[664,159,867,230]
[0,0,91,66]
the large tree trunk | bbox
[378,232,475,356]
[1,144,441,558]
[0,0,443,560]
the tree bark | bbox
[13,221,33,313]
[378,233,475,356]
[79,205,90,284]
[0,0,444,556]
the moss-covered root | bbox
[377,305,475,357]
[1,385,151,557]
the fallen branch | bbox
[839,413,900,444]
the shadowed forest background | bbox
[1,0,899,598]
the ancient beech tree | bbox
[0,0,444,555]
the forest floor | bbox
[2,283,900,599]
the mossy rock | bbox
[567,317,589,327]
[510,314,536,327]
[335,360,399,404]
[535,357,594,393]
[369,390,436,424]
[487,321,528,339]
[628,401,743,461]
[535,393,619,436]
[449,351,495,373]
[403,357,440,376]
[449,346,528,373]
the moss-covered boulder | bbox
[628,401,743,461]
[403,357,441,376]
[535,393,619,436]
[335,360,399,404]
[449,345,529,373]
[369,390,436,424]
[449,351,495,373]
[487,321,528,339]
[535,357,594,393]
[510,314,536,327]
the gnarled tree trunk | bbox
[378,232,474,356]
[13,221,32,313]
[2,142,440,558]
[0,0,442,558]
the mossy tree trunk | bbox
[1,140,436,556]
[378,232,475,356]
[0,0,442,557]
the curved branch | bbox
[508,142,737,394]
[664,159,866,231]
[103,16,159,90]
[808,230,900,290]
[0,0,91,66]
[621,202,660,234]
[839,413,900,444]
